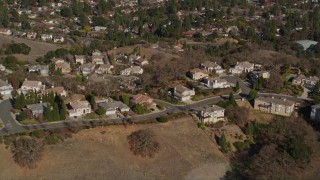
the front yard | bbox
[236,100,275,124]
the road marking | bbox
[6,123,12,127]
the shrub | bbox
[157,116,169,123]
[11,136,44,169]
[127,129,160,158]
[233,140,251,151]
[197,122,205,129]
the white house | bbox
[18,79,44,94]
[121,66,143,76]
[41,34,53,41]
[91,55,104,65]
[230,61,254,74]
[78,63,96,75]
[200,61,222,72]
[203,77,234,89]
[0,28,12,35]
[74,55,86,64]
[95,64,114,74]
[0,79,13,95]
[173,85,195,101]
[67,101,92,118]
[0,64,6,71]
[195,105,225,124]
[53,36,65,43]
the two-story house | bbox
[131,94,154,107]
[0,79,13,95]
[95,64,114,74]
[78,63,96,75]
[229,61,254,74]
[173,85,195,101]
[42,86,67,97]
[189,68,209,80]
[200,61,222,72]
[18,79,44,94]
[67,100,92,118]
[254,96,295,116]
[120,66,143,76]
[91,55,104,65]
[203,77,233,89]
[74,55,86,65]
[195,105,225,124]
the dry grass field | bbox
[0,35,63,62]
[0,118,229,180]
[237,100,275,123]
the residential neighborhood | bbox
[1,0,320,179]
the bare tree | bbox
[11,136,44,169]
[127,129,160,158]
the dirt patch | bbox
[0,118,229,179]
[0,35,63,62]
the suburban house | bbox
[78,63,96,75]
[18,80,44,94]
[28,65,49,76]
[98,101,130,115]
[195,105,225,124]
[53,36,64,43]
[0,79,13,95]
[91,55,105,65]
[0,28,12,35]
[254,96,295,116]
[51,58,65,64]
[249,70,270,80]
[92,50,102,56]
[121,66,144,76]
[95,64,114,74]
[292,75,319,89]
[67,100,92,118]
[200,61,222,72]
[230,61,254,74]
[134,58,149,66]
[189,68,209,80]
[26,32,37,39]
[41,34,53,41]
[0,64,5,71]
[173,85,195,101]
[74,55,86,64]
[129,54,141,63]
[203,77,234,89]
[55,61,71,74]
[310,104,320,122]
[131,94,154,107]
[42,86,67,97]
[25,103,48,118]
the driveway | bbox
[221,76,251,95]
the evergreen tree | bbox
[86,94,97,111]
[59,103,67,120]
[96,106,106,117]
[52,103,60,121]
[218,133,230,153]
[44,106,53,122]
[234,81,240,92]
[228,92,235,103]
[15,93,26,109]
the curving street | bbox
[0,77,310,136]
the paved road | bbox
[0,75,310,136]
